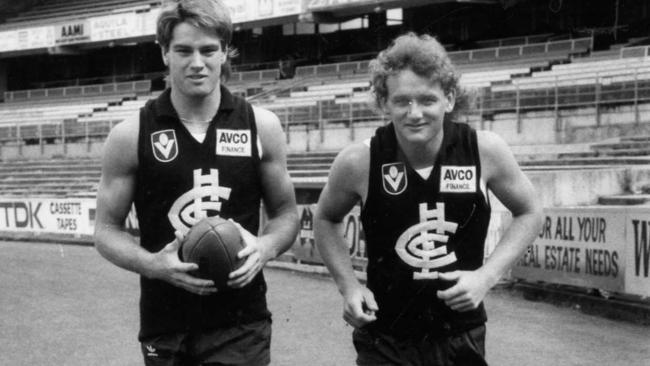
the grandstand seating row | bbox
[3,134,650,197]
[450,37,592,65]
[4,80,151,103]
[2,32,650,148]
[291,37,592,80]
[494,56,650,91]
[473,33,555,48]
[7,69,282,103]
[4,55,650,143]
[0,157,99,197]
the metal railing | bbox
[4,80,151,102]
[2,69,650,147]
[0,119,115,146]
[478,72,650,129]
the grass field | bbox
[0,241,356,366]
[1,240,649,366]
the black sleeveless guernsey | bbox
[360,120,491,340]
[135,87,270,340]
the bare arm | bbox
[228,106,299,287]
[438,130,543,311]
[477,130,543,285]
[94,115,150,274]
[314,143,378,328]
[94,115,215,295]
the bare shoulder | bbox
[252,105,283,159]
[333,141,370,173]
[476,130,509,155]
[252,105,280,124]
[252,105,282,136]
[476,129,519,183]
[102,113,140,172]
[329,141,370,195]
[315,141,370,219]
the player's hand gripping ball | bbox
[179,216,245,291]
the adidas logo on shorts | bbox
[145,345,158,357]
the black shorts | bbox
[352,324,487,366]
[140,319,271,366]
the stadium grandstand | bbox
[0,0,649,303]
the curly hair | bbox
[369,32,471,120]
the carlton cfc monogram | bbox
[168,169,232,235]
[395,202,458,279]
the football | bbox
[179,216,245,291]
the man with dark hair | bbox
[314,32,543,365]
[94,1,299,365]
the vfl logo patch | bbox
[440,166,476,193]
[216,129,251,157]
[151,130,178,162]
[382,163,407,195]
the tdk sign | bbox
[216,129,251,157]
[440,166,476,193]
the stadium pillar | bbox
[318,101,324,144]
[0,61,8,98]
[634,68,639,125]
[349,96,354,141]
[595,77,601,126]
[62,120,67,155]
[515,86,521,134]
[554,78,560,132]
[284,108,290,145]
[479,89,485,131]
[16,124,22,156]
[38,124,43,156]
[85,121,90,152]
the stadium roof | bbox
[308,0,499,11]
[308,0,500,20]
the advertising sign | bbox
[513,208,626,293]
[0,194,645,297]
[22,26,54,49]
[0,198,95,236]
[271,0,303,17]
[0,26,55,52]
[307,0,385,10]
[224,0,303,23]
[55,20,90,45]
[625,209,650,297]
[0,30,18,52]
[0,0,304,54]
[142,7,161,36]
[90,12,141,42]
[295,204,364,263]
[225,0,248,23]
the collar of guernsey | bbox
[154,84,235,119]
[153,85,265,157]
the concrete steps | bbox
[597,194,650,205]
[588,135,650,157]
[0,142,649,197]
[0,158,100,197]
[287,152,336,185]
